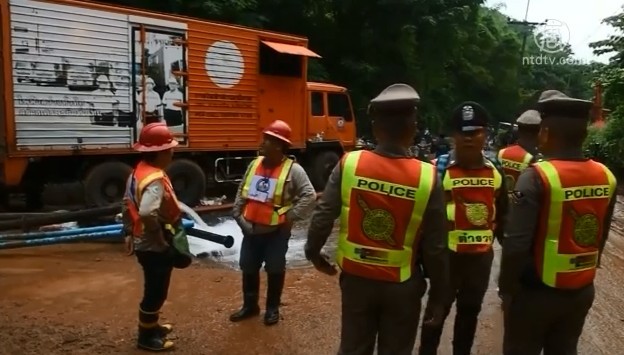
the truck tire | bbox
[166,158,206,207]
[84,161,133,207]
[309,150,341,190]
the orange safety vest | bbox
[533,160,616,289]
[240,156,294,226]
[125,161,182,237]
[497,144,533,191]
[336,150,435,282]
[443,160,503,253]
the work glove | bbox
[124,235,134,256]
[423,303,445,327]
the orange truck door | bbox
[307,90,330,141]
[257,40,320,148]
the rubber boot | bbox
[138,326,174,352]
[229,272,261,322]
[264,272,285,326]
[138,309,174,351]
[157,324,173,338]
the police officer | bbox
[498,110,542,192]
[305,83,449,355]
[420,102,508,355]
[122,122,190,351]
[230,120,316,325]
[500,90,617,355]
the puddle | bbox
[179,203,337,269]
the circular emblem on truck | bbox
[570,209,599,247]
[205,40,245,88]
[356,195,396,245]
[337,119,345,128]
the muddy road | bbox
[1,199,624,354]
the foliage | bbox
[97,0,599,137]
[585,6,624,174]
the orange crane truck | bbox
[0,0,357,209]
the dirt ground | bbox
[2,199,624,354]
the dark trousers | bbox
[239,228,290,274]
[420,249,494,355]
[503,283,595,355]
[164,109,183,126]
[338,272,426,355]
[136,251,174,324]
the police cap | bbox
[368,83,420,114]
[537,90,593,119]
[515,109,541,125]
[450,101,490,132]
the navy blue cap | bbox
[451,101,490,132]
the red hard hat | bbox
[133,122,178,152]
[263,120,292,144]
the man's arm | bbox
[499,167,542,295]
[285,163,316,222]
[305,163,342,256]
[138,179,166,246]
[494,172,509,244]
[232,163,253,223]
[598,188,618,267]
[420,176,449,302]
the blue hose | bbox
[0,224,122,240]
[0,219,195,250]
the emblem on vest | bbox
[462,199,489,227]
[256,177,271,193]
[570,209,599,247]
[356,195,396,245]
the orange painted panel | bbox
[2,0,314,155]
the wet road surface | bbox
[1,198,624,354]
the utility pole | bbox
[507,0,545,62]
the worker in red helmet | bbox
[121,122,191,352]
[230,119,316,326]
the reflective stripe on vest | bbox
[443,161,502,253]
[336,150,435,282]
[125,161,181,237]
[533,160,616,289]
[498,145,533,191]
[241,157,293,226]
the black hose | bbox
[188,227,235,248]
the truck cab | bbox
[306,82,356,150]
[304,82,357,188]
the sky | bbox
[485,0,622,63]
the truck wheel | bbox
[309,151,341,190]
[166,158,206,207]
[84,161,133,207]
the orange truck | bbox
[0,0,357,209]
